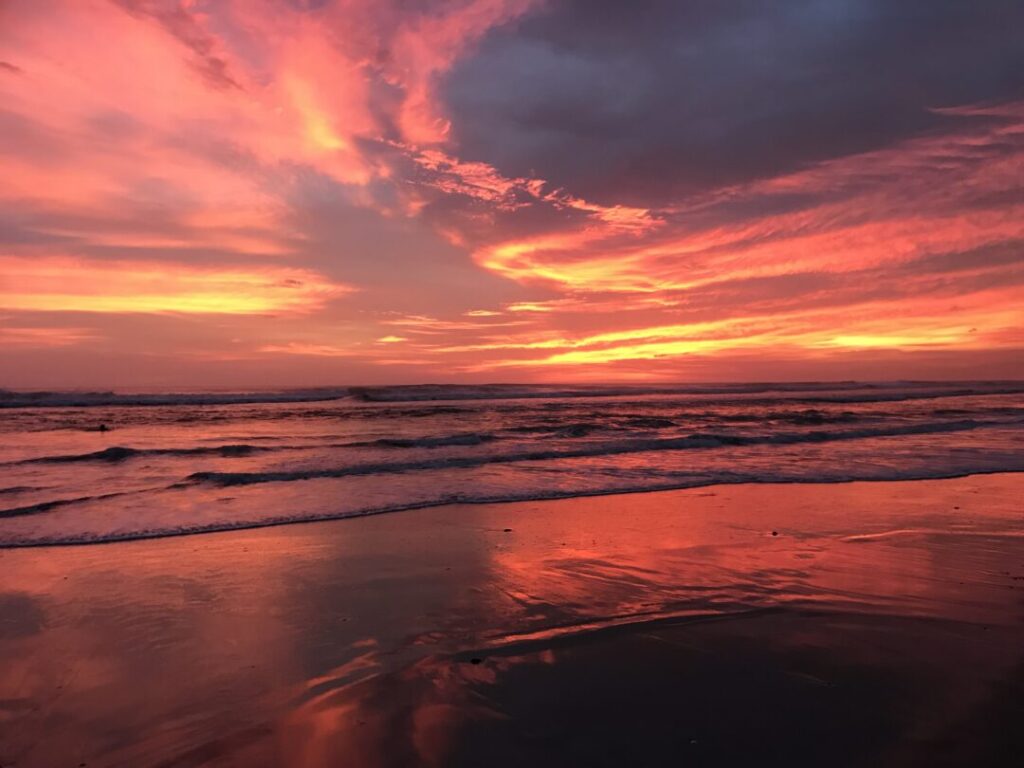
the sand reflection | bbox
[1,475,1022,767]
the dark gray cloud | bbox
[444,0,1024,206]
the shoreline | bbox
[2,474,1023,766]
[4,468,1023,549]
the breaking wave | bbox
[184,419,1010,487]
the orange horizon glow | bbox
[1,1,1022,387]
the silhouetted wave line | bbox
[12,444,273,465]
[0,491,130,519]
[186,418,1011,487]
[344,433,499,449]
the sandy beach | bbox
[2,474,1023,767]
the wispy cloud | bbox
[0,256,349,315]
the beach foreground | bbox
[2,475,1023,767]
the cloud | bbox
[0,324,98,347]
[466,103,1024,294]
[444,0,1024,204]
[0,256,350,315]
[111,0,242,89]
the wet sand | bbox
[1,475,1023,767]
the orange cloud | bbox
[0,325,98,347]
[470,104,1024,294]
[0,256,349,315]
[259,343,355,358]
[407,284,1023,373]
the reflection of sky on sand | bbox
[449,476,1024,643]
[0,514,498,766]
[0,538,303,765]
[1,475,1022,766]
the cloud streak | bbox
[0,256,349,315]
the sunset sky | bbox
[2,0,1022,387]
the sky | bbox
[1,0,1022,388]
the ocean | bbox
[1,381,1022,547]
